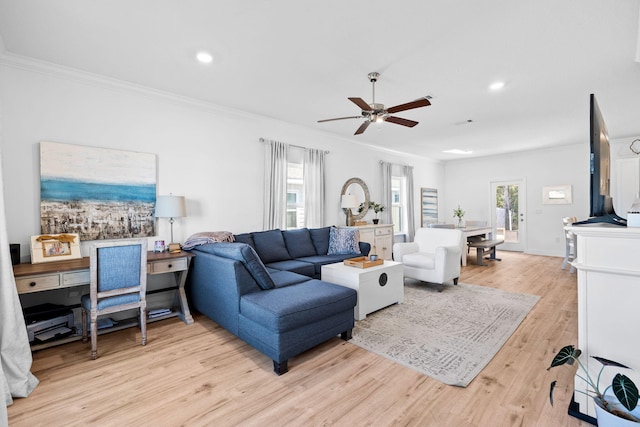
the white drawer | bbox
[358,229,375,243]
[149,258,188,274]
[375,227,392,236]
[16,274,60,293]
[62,270,90,287]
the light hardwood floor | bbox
[8,252,591,426]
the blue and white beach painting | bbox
[40,141,157,240]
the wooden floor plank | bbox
[8,252,591,426]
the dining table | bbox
[460,225,493,266]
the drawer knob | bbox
[168,264,172,268]
[30,281,36,287]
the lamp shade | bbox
[341,194,358,209]
[155,195,187,218]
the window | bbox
[286,148,304,229]
[391,176,406,234]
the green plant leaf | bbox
[612,373,639,412]
[548,345,579,370]
[549,380,557,406]
[593,356,631,369]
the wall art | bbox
[40,141,157,240]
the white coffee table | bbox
[321,260,404,320]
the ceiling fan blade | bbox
[317,116,363,123]
[386,98,431,114]
[354,120,371,135]
[385,116,419,128]
[349,97,372,111]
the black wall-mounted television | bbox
[575,94,626,226]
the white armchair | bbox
[393,228,464,290]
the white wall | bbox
[0,57,444,261]
[442,144,590,257]
[610,137,640,217]
[4,55,618,261]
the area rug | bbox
[350,282,540,387]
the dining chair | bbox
[562,217,578,273]
[428,223,455,229]
[81,238,148,359]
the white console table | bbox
[569,225,640,419]
[342,224,394,260]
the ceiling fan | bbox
[318,72,431,135]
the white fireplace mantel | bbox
[569,224,640,419]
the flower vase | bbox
[456,218,465,228]
[373,219,380,224]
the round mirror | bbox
[341,177,370,221]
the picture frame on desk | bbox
[30,233,82,264]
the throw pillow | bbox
[282,228,317,258]
[252,229,291,263]
[194,242,275,290]
[328,227,360,255]
[309,226,331,255]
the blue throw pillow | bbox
[328,227,360,255]
[252,229,291,263]
[309,226,331,255]
[194,242,275,290]
[282,228,317,258]
[233,233,256,250]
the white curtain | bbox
[404,165,416,242]
[380,161,393,225]
[0,149,39,423]
[263,139,288,230]
[303,148,326,228]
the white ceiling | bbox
[1,0,639,160]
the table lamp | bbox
[155,195,187,252]
[341,194,358,226]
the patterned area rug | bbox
[351,281,540,387]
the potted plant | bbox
[359,201,385,224]
[453,205,465,228]
[548,345,640,425]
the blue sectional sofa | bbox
[233,227,370,278]
[186,227,369,375]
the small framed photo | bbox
[30,233,82,264]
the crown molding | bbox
[0,51,258,119]
[0,50,438,163]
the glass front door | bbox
[491,180,525,251]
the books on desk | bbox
[148,308,172,319]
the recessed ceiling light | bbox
[489,81,505,91]
[443,149,473,155]
[196,51,213,64]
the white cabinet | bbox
[345,224,394,260]
[569,225,640,418]
[321,261,403,320]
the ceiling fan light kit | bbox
[318,72,431,135]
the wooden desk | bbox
[14,251,194,349]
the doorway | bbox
[491,180,525,252]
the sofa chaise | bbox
[186,227,369,375]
